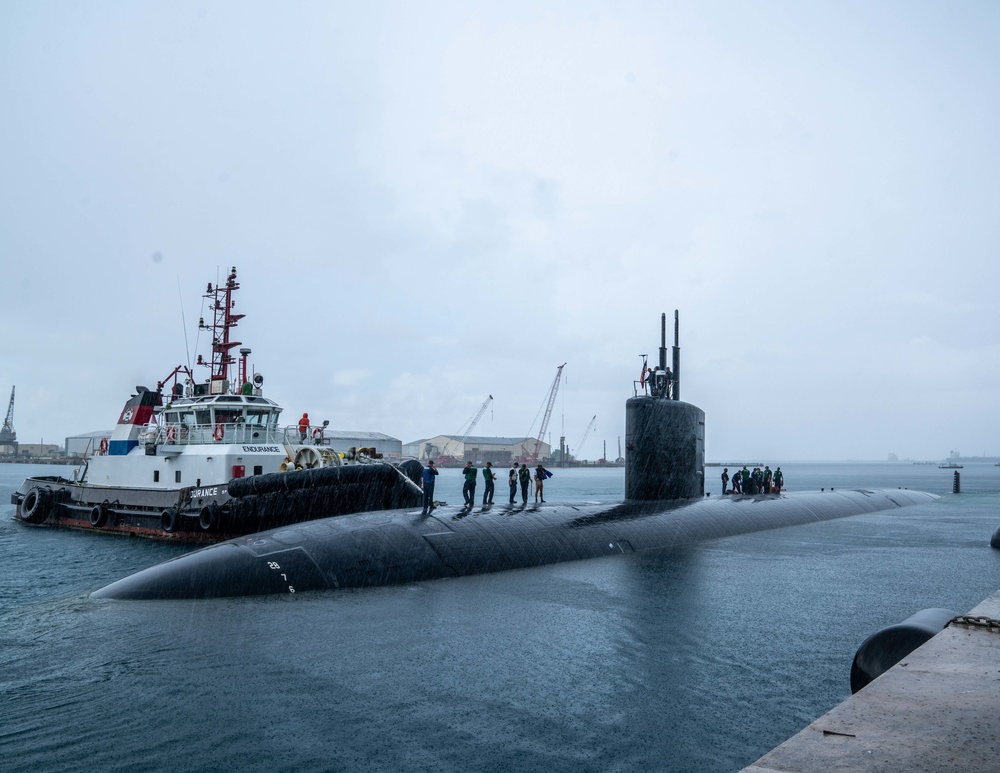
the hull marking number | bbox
[266,560,295,593]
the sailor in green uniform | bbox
[482,461,496,505]
[518,463,531,504]
[462,461,478,506]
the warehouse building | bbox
[318,430,403,462]
[66,431,114,458]
[403,435,552,465]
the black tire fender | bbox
[89,504,108,528]
[21,487,53,524]
[161,508,179,533]
[198,505,215,531]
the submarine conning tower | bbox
[625,311,705,500]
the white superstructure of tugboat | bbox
[12,267,422,541]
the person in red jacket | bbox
[298,412,310,442]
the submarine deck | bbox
[742,588,1000,772]
[93,488,938,600]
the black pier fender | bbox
[850,607,955,693]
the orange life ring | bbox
[99,437,109,454]
[165,426,176,442]
[312,427,323,440]
[213,424,225,441]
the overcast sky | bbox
[2,1,998,462]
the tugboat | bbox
[12,267,422,541]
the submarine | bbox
[93,313,939,601]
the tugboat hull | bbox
[13,461,423,543]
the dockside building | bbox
[403,435,552,464]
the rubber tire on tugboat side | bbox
[21,487,54,524]
[198,505,215,532]
[161,508,179,533]
[89,504,108,528]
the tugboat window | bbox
[175,471,181,483]
[153,470,160,482]
[215,410,238,425]
[246,410,269,425]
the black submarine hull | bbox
[92,488,938,600]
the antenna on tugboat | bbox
[197,266,244,394]
[177,276,194,375]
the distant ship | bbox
[938,462,964,469]
[12,267,421,542]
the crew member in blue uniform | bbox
[508,461,519,504]
[421,459,438,515]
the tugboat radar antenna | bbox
[176,277,194,375]
[198,266,244,393]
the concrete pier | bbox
[743,590,1000,772]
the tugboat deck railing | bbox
[144,424,342,448]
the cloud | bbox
[2,1,999,460]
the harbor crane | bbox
[441,395,493,460]
[521,363,566,464]
[572,415,597,461]
[0,386,17,458]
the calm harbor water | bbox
[3,461,1000,772]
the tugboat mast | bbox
[197,267,244,393]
